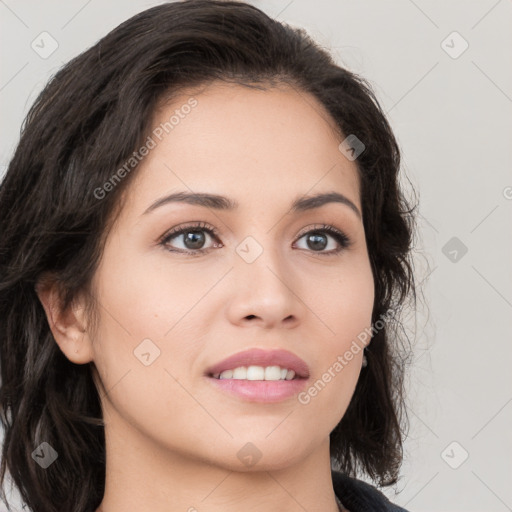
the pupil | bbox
[308,232,327,251]
[184,231,205,249]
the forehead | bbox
[123,81,361,216]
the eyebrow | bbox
[142,190,361,219]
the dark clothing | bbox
[332,470,410,512]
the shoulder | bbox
[331,469,410,512]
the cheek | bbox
[305,256,375,346]
[296,260,373,419]
[88,248,213,415]
[92,239,218,344]
[334,272,375,342]
[339,252,375,324]
[329,268,374,372]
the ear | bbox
[35,276,94,365]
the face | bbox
[85,82,374,471]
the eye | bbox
[159,222,352,256]
[159,221,222,255]
[294,224,352,255]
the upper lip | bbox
[205,348,310,379]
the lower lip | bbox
[206,376,309,403]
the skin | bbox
[37,82,374,512]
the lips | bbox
[205,348,310,379]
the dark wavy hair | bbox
[0,1,418,510]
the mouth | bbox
[204,348,310,403]
[204,347,310,380]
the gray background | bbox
[1,1,511,511]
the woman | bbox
[0,1,417,511]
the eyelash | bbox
[159,221,352,257]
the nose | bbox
[224,239,306,329]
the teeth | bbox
[232,367,246,379]
[219,369,233,379]
[213,365,298,381]
[285,369,295,380]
